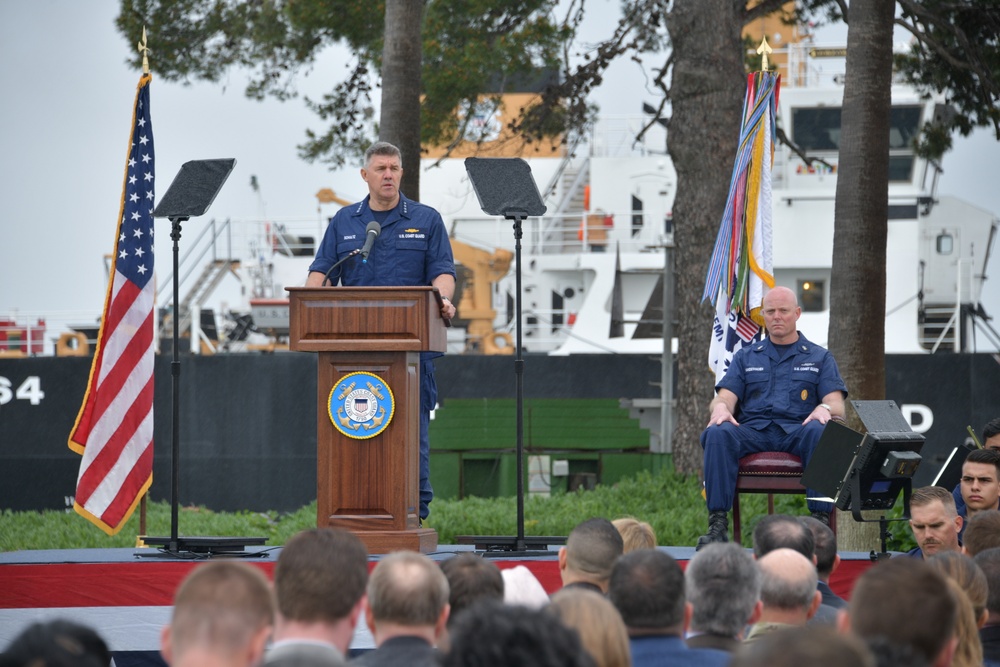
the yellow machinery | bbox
[450,240,514,354]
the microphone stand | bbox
[321,249,361,286]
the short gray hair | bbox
[686,542,760,636]
[364,141,402,167]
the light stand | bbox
[142,159,265,557]
[461,158,558,554]
[803,400,924,560]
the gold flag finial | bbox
[137,27,151,75]
[756,35,772,72]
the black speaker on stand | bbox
[141,158,267,558]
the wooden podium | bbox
[287,286,446,553]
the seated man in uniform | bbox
[698,286,848,548]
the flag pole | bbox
[756,35,772,73]
[138,26,150,540]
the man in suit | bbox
[160,561,274,667]
[608,549,730,666]
[744,549,822,642]
[264,528,369,667]
[685,542,761,652]
[905,486,963,559]
[800,516,847,610]
[753,514,836,624]
[353,550,450,667]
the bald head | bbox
[758,548,818,616]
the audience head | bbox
[908,486,963,557]
[559,518,624,592]
[611,517,657,552]
[440,553,504,624]
[757,548,820,622]
[1,619,111,667]
[441,600,595,667]
[962,509,1000,556]
[799,516,839,579]
[842,557,957,667]
[161,560,274,667]
[365,550,450,641]
[942,577,984,667]
[549,588,631,667]
[274,528,368,626]
[982,418,1000,450]
[607,548,686,635]
[927,551,988,624]
[729,624,875,667]
[752,513,815,561]
[685,542,761,638]
[961,449,1000,515]
[974,547,1000,617]
[500,565,551,609]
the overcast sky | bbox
[2,1,999,337]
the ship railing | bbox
[450,210,665,257]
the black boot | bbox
[696,511,729,550]
[811,510,831,527]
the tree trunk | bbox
[828,0,896,552]
[667,0,746,476]
[380,0,424,201]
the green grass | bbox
[0,470,914,552]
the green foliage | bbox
[116,0,571,168]
[1,471,814,552]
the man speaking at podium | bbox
[306,141,457,522]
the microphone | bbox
[360,221,381,262]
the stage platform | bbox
[0,544,880,665]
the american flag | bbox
[68,73,155,535]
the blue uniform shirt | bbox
[717,332,847,433]
[309,192,456,290]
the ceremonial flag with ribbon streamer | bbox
[703,69,779,384]
[69,73,155,535]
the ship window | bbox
[937,233,954,255]
[791,105,923,153]
[797,280,825,312]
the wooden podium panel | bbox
[287,287,445,553]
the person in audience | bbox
[697,286,847,548]
[0,619,112,667]
[974,547,1000,666]
[353,550,449,667]
[954,418,1000,516]
[928,551,989,626]
[684,542,762,653]
[558,517,624,594]
[440,553,504,621]
[441,600,594,667]
[500,565,550,609]
[752,513,814,559]
[160,561,275,667]
[264,528,368,667]
[963,509,1000,556]
[960,448,1000,530]
[608,548,729,666]
[729,625,875,667]
[752,514,835,624]
[548,587,631,667]
[906,486,964,559]
[942,577,985,667]
[839,557,957,667]
[744,548,822,641]
[800,516,846,609]
[612,517,657,552]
